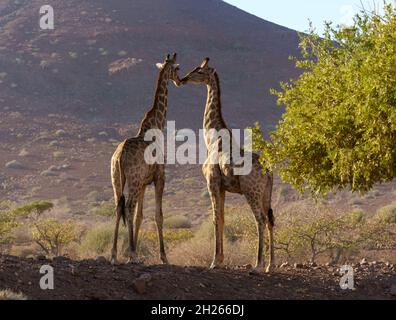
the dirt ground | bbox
[0,254,394,300]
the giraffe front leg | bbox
[208,183,225,270]
[155,175,168,264]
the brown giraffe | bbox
[110,53,180,265]
[180,58,275,273]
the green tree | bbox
[253,5,396,195]
[0,201,18,246]
[12,200,54,220]
[31,219,79,256]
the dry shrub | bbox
[79,222,193,263]
[9,244,37,258]
[164,215,192,229]
[0,290,27,300]
[169,206,258,266]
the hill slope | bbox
[0,0,300,129]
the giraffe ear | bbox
[156,63,164,70]
[200,57,210,68]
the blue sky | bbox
[224,0,391,34]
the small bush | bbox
[53,151,64,159]
[183,178,196,187]
[164,215,192,229]
[0,290,27,300]
[0,209,18,245]
[79,223,126,258]
[5,160,24,169]
[18,148,30,157]
[9,245,37,258]
[200,189,209,199]
[31,219,80,256]
[91,201,114,217]
[376,203,396,224]
[194,207,256,243]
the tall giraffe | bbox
[110,53,180,265]
[180,58,274,273]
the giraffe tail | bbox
[117,194,126,227]
[265,169,274,227]
[117,156,127,227]
[267,208,275,227]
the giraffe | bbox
[110,53,181,265]
[180,58,275,273]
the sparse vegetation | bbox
[0,289,27,300]
[376,202,396,224]
[90,201,114,217]
[0,201,18,247]
[79,223,122,258]
[168,203,396,266]
[13,200,53,219]
[164,215,192,229]
[5,160,24,169]
[31,219,80,256]
[53,151,65,159]
[79,222,193,262]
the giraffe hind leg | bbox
[245,193,266,272]
[126,194,140,264]
[133,187,146,249]
[111,194,125,265]
[266,208,275,274]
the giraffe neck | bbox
[137,67,170,136]
[204,72,228,144]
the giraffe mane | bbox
[137,64,169,134]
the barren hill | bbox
[0,0,300,129]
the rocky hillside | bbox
[0,0,300,129]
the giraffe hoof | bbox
[110,257,118,266]
[161,256,169,265]
[127,255,141,265]
[265,265,274,274]
[210,262,223,270]
[249,267,263,275]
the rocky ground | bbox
[0,254,395,300]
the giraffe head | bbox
[180,57,214,85]
[156,53,181,86]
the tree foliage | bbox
[253,5,396,195]
[31,219,79,256]
[12,200,54,219]
[0,201,18,245]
